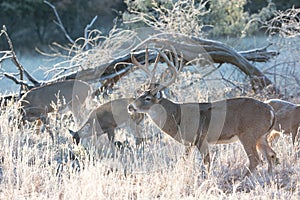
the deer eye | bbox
[144,96,152,102]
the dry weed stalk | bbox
[267,7,300,38]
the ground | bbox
[0,33,300,199]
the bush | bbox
[123,0,209,37]
[207,0,250,37]
[123,0,276,37]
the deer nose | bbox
[128,104,136,113]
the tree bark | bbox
[2,33,279,97]
[134,33,279,92]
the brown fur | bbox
[70,98,145,145]
[265,99,300,144]
[129,92,277,176]
[19,80,93,126]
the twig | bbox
[219,71,244,92]
[239,43,279,62]
[84,16,98,50]
[1,27,41,87]
[1,26,25,92]
[0,51,13,63]
[4,73,34,90]
[23,68,41,86]
[292,74,300,87]
[44,0,75,44]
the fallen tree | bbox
[133,33,279,92]
[0,29,279,101]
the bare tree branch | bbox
[266,7,300,37]
[1,27,41,88]
[239,43,279,62]
[1,26,25,92]
[4,73,33,90]
[1,28,280,98]
[133,33,279,93]
[44,0,75,44]
[23,69,41,87]
[84,16,98,50]
[0,51,13,63]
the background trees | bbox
[0,0,126,49]
[1,0,299,50]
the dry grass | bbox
[1,16,300,199]
[2,1,300,197]
[1,69,300,199]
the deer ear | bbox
[136,88,143,95]
[156,91,162,100]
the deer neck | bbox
[147,98,181,139]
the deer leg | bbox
[196,139,210,168]
[34,119,43,135]
[291,126,299,145]
[239,134,260,176]
[128,119,144,146]
[257,135,277,174]
[39,115,54,142]
[182,146,195,161]
[106,129,115,144]
[106,129,117,158]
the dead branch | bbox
[84,16,98,50]
[1,29,279,97]
[1,26,25,89]
[0,51,13,63]
[23,69,41,87]
[4,73,34,90]
[133,33,279,93]
[266,7,300,37]
[44,0,75,44]
[46,42,276,88]
[30,42,277,93]
[239,43,279,62]
[1,27,42,88]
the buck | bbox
[128,49,277,176]
[69,98,145,146]
[265,99,300,144]
[18,79,93,128]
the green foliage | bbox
[0,0,298,48]
[243,1,276,36]
[0,0,126,48]
[206,0,250,37]
[123,0,277,37]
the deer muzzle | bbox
[127,104,137,114]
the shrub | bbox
[123,0,276,37]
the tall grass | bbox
[1,4,300,198]
[1,74,300,199]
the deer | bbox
[264,99,300,145]
[128,49,277,177]
[18,79,94,135]
[69,98,145,147]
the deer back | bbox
[19,80,92,122]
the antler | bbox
[131,48,179,94]
[131,48,159,81]
[152,51,178,94]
